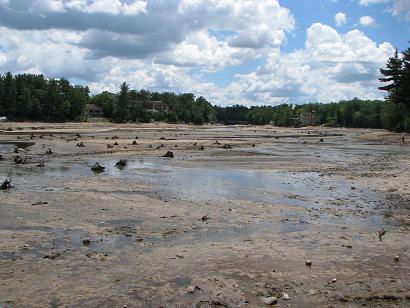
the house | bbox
[143,100,169,113]
[299,112,320,126]
[86,104,104,118]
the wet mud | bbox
[0,123,409,307]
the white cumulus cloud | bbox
[360,15,377,26]
[334,12,347,27]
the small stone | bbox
[394,255,400,262]
[308,289,317,296]
[305,259,312,266]
[332,278,337,283]
[283,293,290,300]
[263,296,278,305]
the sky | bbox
[0,0,409,106]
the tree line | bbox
[0,72,89,121]
[0,42,409,130]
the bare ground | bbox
[0,122,409,307]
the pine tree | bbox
[116,82,129,122]
[379,49,403,105]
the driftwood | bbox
[162,151,174,158]
[91,162,105,173]
[115,159,127,167]
[1,178,12,190]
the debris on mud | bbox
[186,285,202,294]
[14,155,28,164]
[162,151,174,158]
[82,238,91,246]
[115,159,127,167]
[379,228,386,241]
[221,144,232,149]
[199,145,205,151]
[76,142,85,147]
[43,252,62,260]
[86,252,107,262]
[32,201,48,206]
[45,148,53,155]
[91,162,105,173]
[1,178,13,190]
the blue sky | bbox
[0,0,409,106]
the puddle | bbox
[2,157,383,215]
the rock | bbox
[1,178,12,190]
[283,293,290,300]
[91,162,105,173]
[115,159,127,167]
[394,255,400,262]
[332,278,337,283]
[186,285,202,294]
[82,238,91,246]
[308,289,317,296]
[132,140,137,145]
[162,151,174,158]
[263,296,278,305]
[113,142,118,146]
[305,259,312,266]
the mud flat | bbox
[0,122,409,307]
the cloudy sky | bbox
[0,0,409,106]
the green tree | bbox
[116,82,129,122]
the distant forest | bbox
[0,43,409,131]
